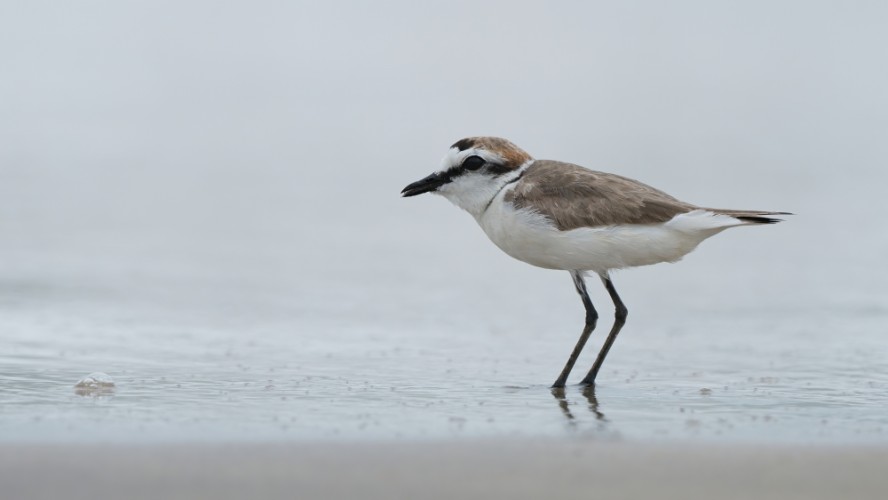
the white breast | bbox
[475,187,743,273]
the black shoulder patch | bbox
[451,138,476,151]
[486,162,514,175]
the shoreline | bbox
[4,439,887,500]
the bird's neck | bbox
[437,161,534,220]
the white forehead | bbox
[439,147,505,172]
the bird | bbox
[401,137,789,388]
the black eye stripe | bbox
[462,155,485,171]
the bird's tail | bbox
[704,208,792,224]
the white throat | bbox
[436,160,534,220]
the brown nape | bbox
[505,160,697,230]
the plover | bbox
[402,137,788,388]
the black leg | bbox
[552,271,598,388]
[580,275,628,385]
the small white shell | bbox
[74,372,116,396]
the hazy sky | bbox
[1,1,886,315]
[3,1,885,180]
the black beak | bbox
[401,172,450,197]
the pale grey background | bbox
[1,1,886,442]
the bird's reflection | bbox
[581,384,606,421]
[551,385,607,425]
[551,387,576,422]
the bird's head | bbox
[401,137,533,217]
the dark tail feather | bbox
[735,215,784,224]
[706,208,793,225]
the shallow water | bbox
[2,251,886,444]
[2,2,888,445]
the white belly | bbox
[476,191,740,273]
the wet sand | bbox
[3,440,886,500]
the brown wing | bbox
[505,160,696,230]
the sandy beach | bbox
[4,440,887,500]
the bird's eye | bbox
[462,155,485,171]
